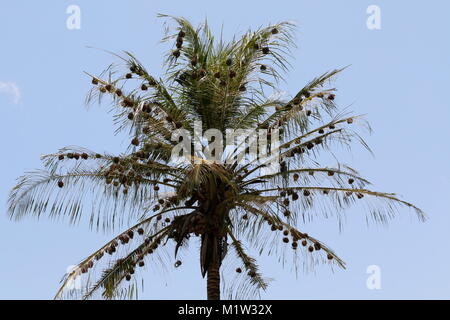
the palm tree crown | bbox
[8,15,425,300]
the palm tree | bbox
[8,15,425,300]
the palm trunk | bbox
[206,259,221,300]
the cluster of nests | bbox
[276,172,364,203]
[170,29,282,91]
[274,92,336,119]
[265,219,334,259]
[151,192,181,213]
[92,66,185,144]
[78,226,184,280]
[56,152,103,188]
[91,61,157,95]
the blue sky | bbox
[1,0,449,299]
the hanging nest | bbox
[283,210,291,217]
[127,113,134,120]
[178,30,186,38]
[115,89,122,97]
[57,180,64,188]
[91,78,98,85]
[142,103,152,113]
[175,260,182,267]
[262,47,270,54]
[327,253,333,260]
[239,85,246,92]
[226,58,232,66]
[357,193,364,199]
[248,271,256,278]
[58,155,64,160]
[229,70,236,78]
[125,73,132,79]
[105,84,112,92]
[308,246,314,253]
[214,71,221,78]
[236,268,242,273]
[125,274,131,281]
[173,50,181,58]
[327,171,335,176]
[199,69,206,78]
[318,129,324,134]
[347,118,353,124]
[137,228,144,235]
[260,65,267,71]
[303,189,310,197]
[271,28,279,34]
[124,98,134,107]
[348,178,354,184]
[282,237,289,243]
[99,87,107,93]
[131,138,139,146]
[138,261,145,267]
[306,142,314,150]
[292,192,299,201]
[302,240,307,247]
[165,217,171,223]
[327,94,335,101]
[127,230,134,239]
[314,242,321,251]
[190,56,198,66]
[141,84,148,91]
[283,198,290,206]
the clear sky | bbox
[1,0,449,299]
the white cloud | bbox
[0,81,22,104]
